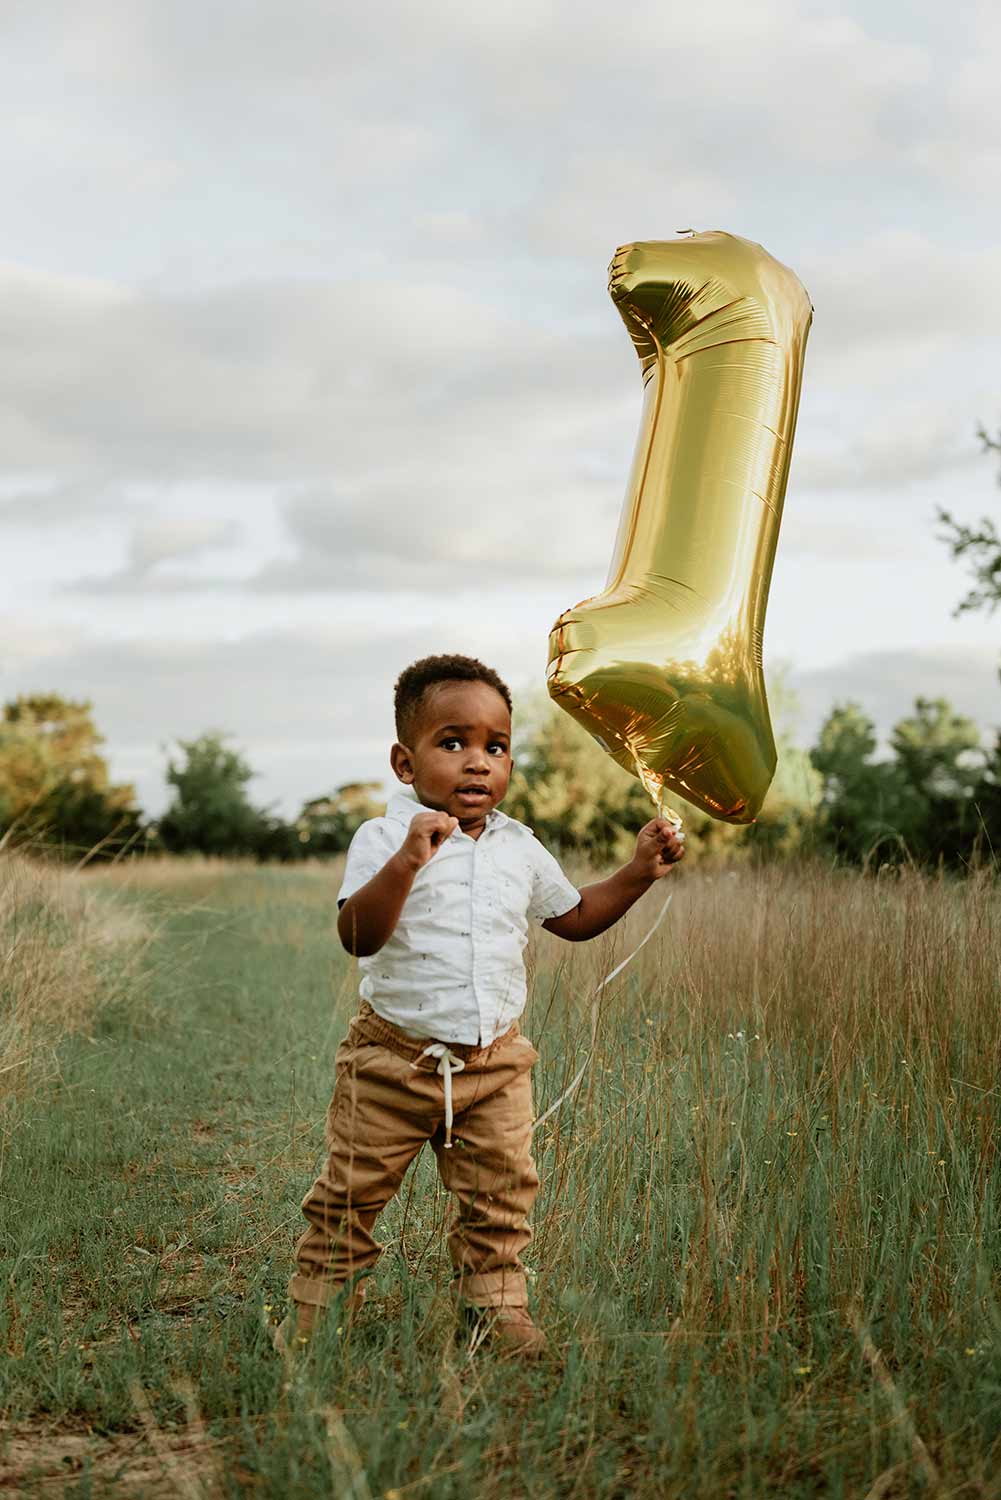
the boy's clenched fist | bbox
[400,811,459,870]
[630,818,686,881]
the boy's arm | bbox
[337,809,458,956]
[541,818,685,942]
[337,850,422,956]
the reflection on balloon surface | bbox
[547,230,813,824]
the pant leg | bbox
[290,1026,436,1307]
[431,1031,541,1309]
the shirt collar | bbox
[385,787,532,836]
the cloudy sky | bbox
[2,0,999,818]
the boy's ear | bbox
[390,742,415,784]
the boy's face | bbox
[390,680,514,835]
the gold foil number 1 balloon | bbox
[547,230,813,824]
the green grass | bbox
[1,857,999,1497]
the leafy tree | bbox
[810,702,924,864]
[890,697,984,864]
[933,423,1001,862]
[295,782,386,855]
[157,731,270,856]
[810,697,989,866]
[741,670,823,858]
[251,812,311,863]
[742,739,822,859]
[938,422,1001,617]
[970,733,1001,857]
[891,697,981,800]
[0,694,142,859]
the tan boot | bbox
[272,1303,314,1362]
[459,1303,549,1360]
[272,1285,367,1362]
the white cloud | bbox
[521,154,739,263]
[127,517,242,571]
[3,226,995,590]
[0,474,132,525]
[909,2,1001,191]
[799,231,1001,372]
[792,407,985,492]
[0,262,615,482]
[790,646,1001,745]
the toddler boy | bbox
[276,653,684,1360]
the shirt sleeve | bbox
[336,818,395,908]
[526,837,581,926]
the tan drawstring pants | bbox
[290,1001,541,1311]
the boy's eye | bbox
[439,738,508,754]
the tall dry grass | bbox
[1,854,997,1494]
[0,849,155,1110]
[523,861,1000,1387]
[88,851,267,888]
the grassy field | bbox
[1,852,999,1497]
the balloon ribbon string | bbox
[532,887,674,1134]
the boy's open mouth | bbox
[456,787,490,803]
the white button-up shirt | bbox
[336,789,581,1046]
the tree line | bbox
[1,684,996,872]
[0,706,386,865]
[3,423,997,871]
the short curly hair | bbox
[394,654,513,746]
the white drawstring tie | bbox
[411,1043,466,1147]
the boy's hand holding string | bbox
[541,816,684,942]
